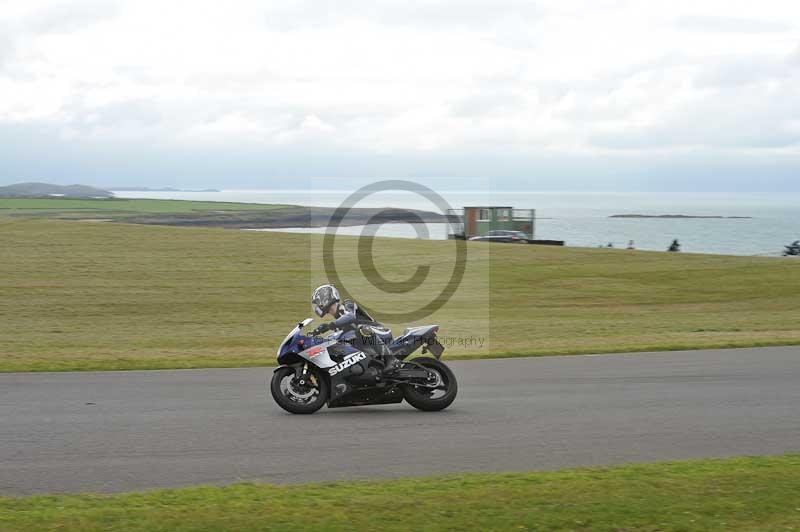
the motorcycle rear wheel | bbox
[271,366,328,414]
[402,357,458,411]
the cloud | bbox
[694,55,784,88]
[260,0,546,31]
[790,44,800,65]
[0,0,799,189]
[24,0,121,35]
[675,15,794,33]
[0,29,12,69]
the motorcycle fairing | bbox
[328,385,404,408]
[296,340,338,369]
[390,325,444,359]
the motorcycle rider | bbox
[309,284,400,373]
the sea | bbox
[112,189,800,257]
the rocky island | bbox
[610,214,752,219]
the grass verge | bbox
[2,454,800,531]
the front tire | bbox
[271,366,328,414]
[402,357,458,411]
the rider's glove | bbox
[311,323,332,336]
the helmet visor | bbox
[313,304,325,317]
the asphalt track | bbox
[2,346,799,495]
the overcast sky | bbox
[1,0,799,191]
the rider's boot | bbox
[359,325,399,374]
[382,354,400,374]
[378,343,400,374]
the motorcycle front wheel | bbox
[270,366,328,414]
[402,357,458,412]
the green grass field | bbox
[1,215,799,372]
[0,197,292,215]
[2,454,799,531]
[0,196,441,229]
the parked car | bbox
[468,230,529,243]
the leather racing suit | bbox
[323,299,396,369]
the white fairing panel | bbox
[298,340,339,369]
[397,325,438,340]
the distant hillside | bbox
[110,187,220,192]
[0,182,113,198]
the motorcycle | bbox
[270,318,457,414]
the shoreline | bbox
[116,206,448,229]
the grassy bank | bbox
[2,217,799,372]
[0,197,443,228]
[2,454,799,531]
[0,197,291,215]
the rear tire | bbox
[402,358,458,412]
[270,366,328,414]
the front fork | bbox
[296,362,319,388]
[296,363,309,386]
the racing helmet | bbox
[311,284,340,317]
